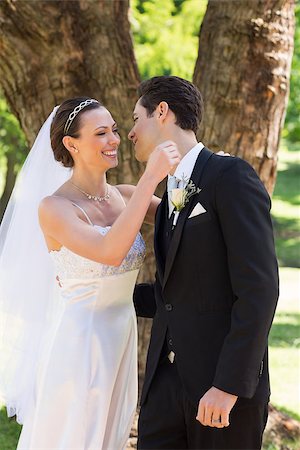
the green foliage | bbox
[282,4,300,143]
[131,0,208,80]
[0,97,27,165]
[0,97,27,194]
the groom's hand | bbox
[196,386,238,428]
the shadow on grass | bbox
[273,160,300,206]
[0,407,21,450]
[273,216,300,237]
[274,238,300,268]
[269,313,300,348]
[272,216,300,268]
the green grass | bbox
[0,408,21,450]
[269,267,300,421]
[272,142,300,268]
[264,440,300,450]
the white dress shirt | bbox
[167,142,204,217]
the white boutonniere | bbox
[171,178,201,226]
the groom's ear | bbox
[157,101,169,121]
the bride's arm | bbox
[39,144,179,266]
[116,184,161,225]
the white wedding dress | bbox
[17,204,145,450]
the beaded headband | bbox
[63,99,99,135]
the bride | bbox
[0,97,180,449]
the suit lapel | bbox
[162,147,213,290]
[154,190,168,285]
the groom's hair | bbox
[138,76,203,134]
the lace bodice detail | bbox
[50,226,145,280]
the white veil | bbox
[0,106,72,423]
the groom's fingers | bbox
[220,409,230,427]
[196,400,205,425]
[196,401,215,427]
[210,409,224,428]
[204,405,215,426]
[196,387,236,429]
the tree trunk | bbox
[0,1,139,174]
[0,0,153,385]
[193,0,295,194]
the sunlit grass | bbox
[269,348,300,420]
[272,144,300,268]
[0,408,21,450]
[269,267,300,420]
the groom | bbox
[129,76,279,449]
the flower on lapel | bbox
[171,178,201,213]
[171,178,201,227]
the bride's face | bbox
[72,107,120,170]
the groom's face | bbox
[128,100,162,162]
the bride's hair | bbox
[50,97,102,168]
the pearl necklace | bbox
[71,182,110,202]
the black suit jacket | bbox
[134,147,279,408]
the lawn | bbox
[269,267,300,421]
[268,143,300,423]
[272,141,300,268]
[0,409,21,450]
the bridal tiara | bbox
[63,99,99,135]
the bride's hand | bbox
[145,141,181,183]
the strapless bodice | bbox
[50,226,145,280]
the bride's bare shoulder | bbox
[38,195,74,226]
[39,194,71,209]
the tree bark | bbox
[193,0,295,194]
[0,0,139,172]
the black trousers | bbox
[138,356,268,450]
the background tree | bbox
[0,0,140,177]
[194,0,295,195]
